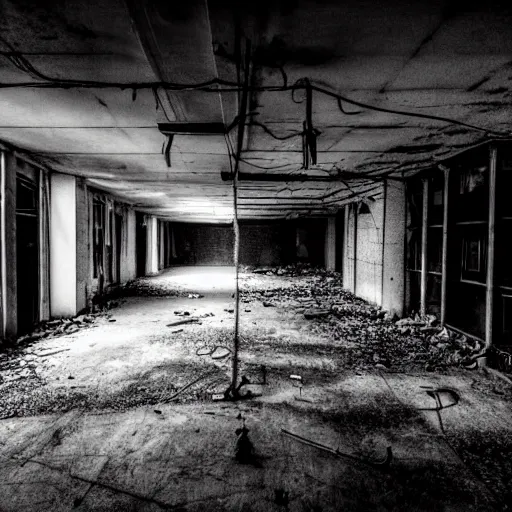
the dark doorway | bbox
[16,175,39,334]
[136,212,147,277]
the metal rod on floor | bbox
[440,165,450,325]
[485,145,497,351]
[231,38,251,394]
[420,178,429,317]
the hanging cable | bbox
[246,120,302,140]
[337,97,363,115]
[230,38,251,398]
[0,34,509,138]
[310,84,510,137]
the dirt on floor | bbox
[1,265,511,511]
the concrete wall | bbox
[50,173,77,317]
[76,179,89,313]
[171,223,298,266]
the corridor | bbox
[1,267,511,511]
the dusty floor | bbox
[1,266,511,511]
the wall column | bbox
[120,209,137,283]
[145,216,159,275]
[382,180,406,317]
[440,165,450,325]
[420,178,429,316]
[324,216,336,271]
[50,173,77,317]
[485,146,497,350]
[0,152,17,338]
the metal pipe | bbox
[0,152,6,337]
[420,178,429,316]
[485,146,497,350]
[440,165,450,325]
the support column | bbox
[324,216,336,271]
[145,216,159,275]
[0,152,17,338]
[382,180,406,317]
[485,146,497,350]
[50,173,77,317]
[440,165,450,325]
[420,178,429,316]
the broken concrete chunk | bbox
[304,309,330,319]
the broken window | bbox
[453,158,489,222]
[460,227,487,283]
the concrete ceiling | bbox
[0,0,511,222]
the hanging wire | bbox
[0,39,509,137]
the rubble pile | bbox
[15,313,100,347]
[248,263,331,277]
[10,298,121,349]
[109,278,192,298]
[240,267,487,371]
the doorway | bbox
[16,175,39,334]
[136,212,147,277]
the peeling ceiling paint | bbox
[0,0,511,221]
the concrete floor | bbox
[0,266,511,511]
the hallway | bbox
[1,267,511,511]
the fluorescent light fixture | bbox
[157,123,226,135]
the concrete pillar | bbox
[324,216,336,271]
[145,216,159,275]
[76,179,89,313]
[50,173,77,317]
[120,209,137,283]
[382,180,406,317]
[343,206,355,293]
[485,146,497,350]
[1,153,17,339]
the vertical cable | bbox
[231,38,251,394]
[420,178,429,316]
